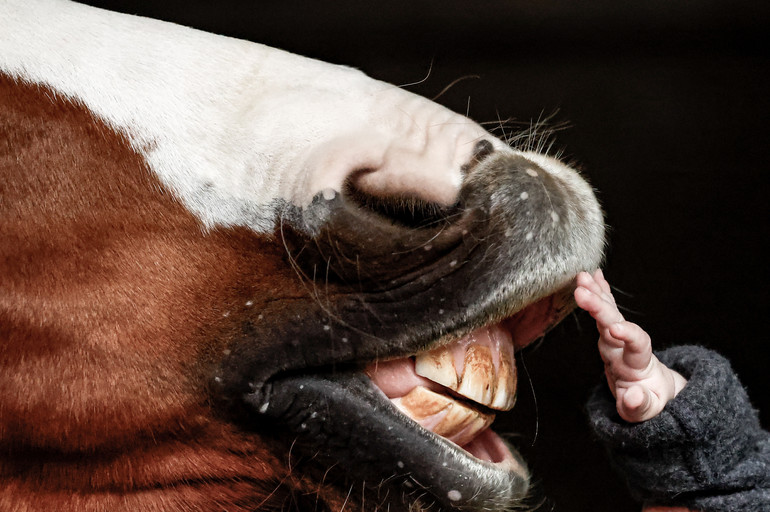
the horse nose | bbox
[290,95,502,209]
[341,139,499,230]
[282,145,604,296]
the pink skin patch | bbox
[464,429,514,464]
[503,293,560,350]
[443,324,512,378]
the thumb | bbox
[618,385,656,423]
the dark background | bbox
[81,2,770,510]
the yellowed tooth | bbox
[414,337,517,411]
[434,404,494,446]
[392,386,494,447]
[456,345,495,406]
[490,348,517,411]
[395,385,453,419]
[414,346,458,390]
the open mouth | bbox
[362,289,571,508]
[368,325,520,464]
[250,286,574,511]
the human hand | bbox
[575,270,687,423]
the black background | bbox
[80,2,770,510]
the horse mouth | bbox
[361,289,571,508]
[249,284,574,511]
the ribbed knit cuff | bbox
[587,346,764,509]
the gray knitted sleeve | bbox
[587,345,770,512]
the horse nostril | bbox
[472,139,495,163]
[462,139,496,175]
[343,176,461,230]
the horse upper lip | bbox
[249,367,530,512]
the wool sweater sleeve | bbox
[587,345,770,512]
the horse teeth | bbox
[434,400,494,446]
[490,346,517,410]
[456,345,496,406]
[391,386,494,446]
[414,333,517,411]
[393,385,454,419]
[414,346,458,390]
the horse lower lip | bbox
[251,369,530,510]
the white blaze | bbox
[1,0,499,231]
